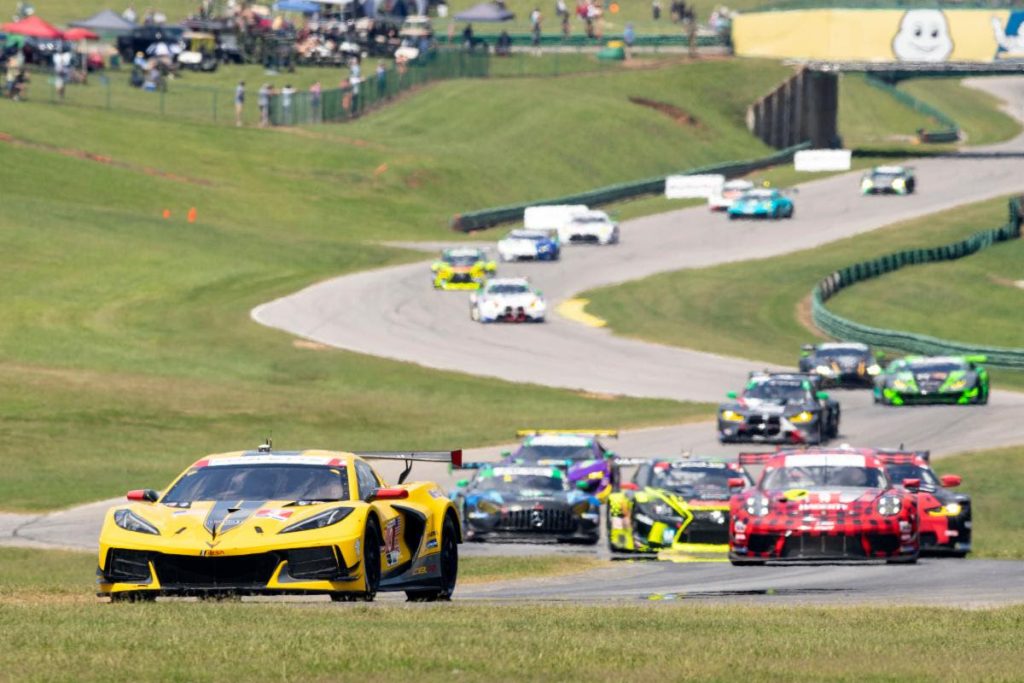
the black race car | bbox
[718,372,840,445]
[799,342,882,388]
[876,450,971,557]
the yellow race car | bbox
[97,444,463,602]
[431,247,496,290]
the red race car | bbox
[728,448,920,565]
[875,450,971,557]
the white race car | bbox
[557,210,619,245]
[469,278,546,323]
[708,179,755,211]
[496,229,561,262]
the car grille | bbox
[569,234,599,244]
[105,549,152,582]
[449,273,473,283]
[681,512,729,545]
[287,547,346,581]
[498,508,575,532]
[744,414,782,435]
[153,552,281,588]
[781,535,868,559]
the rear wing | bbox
[356,450,463,484]
[515,429,619,439]
[874,449,931,464]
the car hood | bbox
[721,398,813,414]
[480,293,541,306]
[762,487,886,513]
[466,490,581,507]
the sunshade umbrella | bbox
[453,2,515,22]
[63,27,100,41]
[1,15,63,38]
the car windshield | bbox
[514,445,595,463]
[511,232,545,241]
[162,465,350,503]
[744,380,809,402]
[762,466,887,490]
[445,252,483,266]
[487,284,529,295]
[474,473,568,494]
[650,466,740,497]
[742,191,774,200]
[884,463,939,488]
[816,347,868,360]
[870,173,900,183]
[572,216,607,224]
[908,361,967,373]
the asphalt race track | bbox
[9,79,1024,605]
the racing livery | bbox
[708,179,755,211]
[496,228,561,262]
[861,165,915,195]
[557,209,619,245]
[507,430,620,501]
[876,450,971,556]
[431,247,496,290]
[469,278,546,323]
[97,444,463,602]
[874,355,989,405]
[727,188,794,220]
[799,342,882,388]
[729,449,920,564]
[608,459,753,553]
[450,465,600,544]
[718,372,840,445]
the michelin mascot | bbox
[892,9,954,62]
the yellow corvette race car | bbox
[431,247,496,290]
[97,444,463,602]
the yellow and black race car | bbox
[97,444,462,602]
[431,247,496,290]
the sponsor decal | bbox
[199,549,225,557]
[413,566,428,576]
[426,539,439,550]
[429,488,446,499]
[254,508,294,521]
[383,518,402,567]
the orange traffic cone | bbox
[187,207,197,223]
[162,209,171,219]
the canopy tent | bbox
[1,15,63,38]
[63,27,100,41]
[68,9,136,35]
[454,2,514,22]
[274,0,321,12]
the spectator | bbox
[496,30,512,56]
[530,7,542,53]
[281,83,296,124]
[122,5,137,23]
[462,23,474,51]
[652,0,661,21]
[234,80,245,127]
[257,82,270,127]
[623,22,635,58]
[376,61,386,98]
[309,81,321,122]
[562,11,569,38]
[54,65,66,101]
[555,0,567,19]
[348,59,361,114]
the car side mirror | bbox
[726,391,737,399]
[500,450,511,458]
[603,451,616,459]
[576,480,590,490]
[456,478,469,488]
[620,482,639,491]
[940,474,962,488]
[902,478,921,493]
[127,489,159,503]
[727,478,746,491]
[816,391,829,400]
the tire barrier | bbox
[812,197,1024,368]
[450,142,810,232]
[862,75,960,144]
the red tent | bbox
[63,27,100,41]
[1,16,64,39]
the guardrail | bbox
[811,197,1024,368]
[450,142,810,232]
[443,33,727,49]
[862,74,960,143]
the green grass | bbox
[935,445,1024,559]
[585,195,1024,391]
[2,60,807,510]
[901,77,1023,147]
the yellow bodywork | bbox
[97,450,459,599]
[432,263,493,290]
[607,489,730,556]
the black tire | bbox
[728,213,737,221]
[729,558,766,566]
[359,515,382,602]
[886,553,919,565]
[787,206,794,219]
[976,387,989,405]
[806,421,824,445]
[110,591,157,603]
[406,514,458,602]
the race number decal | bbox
[383,518,402,567]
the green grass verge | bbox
[584,195,1024,391]
[5,60,808,510]
[901,77,1023,147]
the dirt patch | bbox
[293,339,332,351]
[988,274,1024,290]
[0,132,211,186]
[576,391,618,401]
[629,97,700,127]
[795,294,830,340]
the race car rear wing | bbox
[516,429,619,438]
[738,452,778,467]
[356,450,463,484]
[874,449,931,464]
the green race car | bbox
[874,355,989,406]
[861,165,915,195]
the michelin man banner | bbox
[733,8,1024,62]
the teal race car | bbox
[727,189,794,220]
[874,355,989,406]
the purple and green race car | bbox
[505,430,621,502]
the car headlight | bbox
[790,411,815,424]
[572,500,592,515]
[893,178,905,189]
[476,500,500,514]
[279,507,353,534]
[861,179,872,189]
[867,364,881,376]
[720,409,744,422]
[815,365,836,376]
[946,379,967,391]
[638,500,679,520]
[892,379,909,391]
[877,496,902,516]
[114,509,160,535]
[928,502,962,517]
[745,496,770,517]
